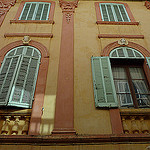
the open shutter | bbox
[91,57,118,107]
[8,52,40,108]
[146,57,150,69]
[0,56,20,106]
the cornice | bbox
[59,0,79,12]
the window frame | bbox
[0,40,49,135]
[0,46,41,109]
[10,1,55,24]
[95,2,139,25]
[111,61,150,108]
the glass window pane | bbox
[129,67,145,79]
[112,67,127,79]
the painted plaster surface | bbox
[74,1,112,134]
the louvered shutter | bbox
[146,57,150,69]
[8,51,40,108]
[91,57,118,107]
[20,3,31,20]
[35,3,44,20]
[118,5,129,22]
[106,4,115,21]
[41,3,51,20]
[20,2,51,20]
[100,4,109,21]
[113,5,122,22]
[26,3,36,20]
[0,56,20,106]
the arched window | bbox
[91,46,150,108]
[0,46,41,108]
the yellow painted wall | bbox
[1,0,150,136]
[0,0,61,135]
[74,1,150,135]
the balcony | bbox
[0,109,31,135]
[120,109,150,134]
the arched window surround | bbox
[0,40,49,135]
[99,41,150,134]
[101,41,150,57]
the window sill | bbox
[10,20,55,24]
[120,108,150,116]
[96,21,139,25]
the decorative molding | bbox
[10,20,55,24]
[1,134,150,144]
[4,33,53,38]
[0,0,16,26]
[96,21,139,25]
[59,0,78,13]
[101,41,150,57]
[0,0,16,16]
[118,38,128,45]
[145,1,150,9]
[65,13,72,23]
[98,34,144,39]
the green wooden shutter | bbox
[35,3,44,20]
[118,5,129,22]
[106,4,115,21]
[113,5,122,22]
[27,3,36,20]
[8,47,41,108]
[146,57,150,69]
[41,3,51,20]
[91,57,118,108]
[0,56,20,106]
[20,3,31,20]
[100,4,109,21]
[20,2,50,20]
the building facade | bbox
[0,0,150,149]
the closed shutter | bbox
[26,3,36,20]
[100,4,109,21]
[20,3,31,20]
[106,4,115,21]
[8,48,41,108]
[99,3,130,22]
[41,3,51,20]
[0,56,20,106]
[20,2,51,20]
[113,5,122,22]
[118,5,129,22]
[91,57,118,107]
